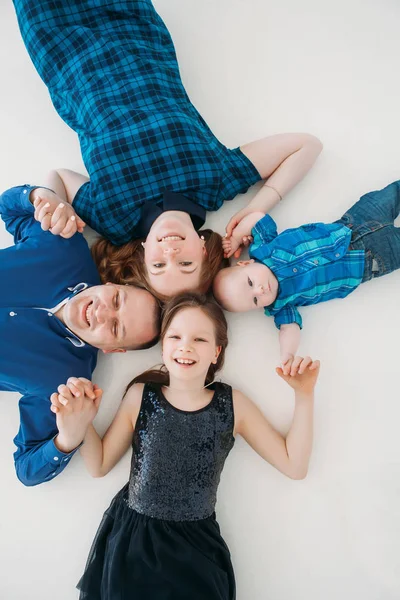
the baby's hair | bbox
[91,231,229,302]
[124,292,228,394]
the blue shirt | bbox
[14,0,261,245]
[0,185,100,486]
[249,215,365,329]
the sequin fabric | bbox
[127,382,235,521]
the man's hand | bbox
[31,188,85,238]
[50,377,102,453]
[276,356,320,395]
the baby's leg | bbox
[336,180,400,228]
[354,225,400,282]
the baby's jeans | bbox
[335,180,400,283]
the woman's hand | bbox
[31,188,85,238]
[276,356,320,395]
[50,377,102,453]
[222,232,253,259]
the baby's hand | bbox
[31,188,85,238]
[222,231,253,259]
[276,356,320,395]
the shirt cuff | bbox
[42,435,83,466]
[20,185,55,213]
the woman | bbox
[13,0,322,298]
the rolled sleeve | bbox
[251,214,278,246]
[271,305,303,330]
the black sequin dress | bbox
[77,382,236,600]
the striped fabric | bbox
[249,215,365,329]
[13,0,260,245]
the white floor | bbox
[1,1,400,599]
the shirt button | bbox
[53,456,59,461]
[23,189,27,194]
[48,312,53,317]
[335,253,340,258]
[9,311,17,317]
[314,259,319,265]
[293,268,297,273]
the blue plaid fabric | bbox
[249,215,365,329]
[13,0,261,245]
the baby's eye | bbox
[248,277,253,287]
[253,297,258,306]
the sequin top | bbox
[127,382,235,521]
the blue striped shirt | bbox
[249,215,365,329]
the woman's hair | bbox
[124,293,228,395]
[91,230,228,302]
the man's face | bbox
[61,283,159,352]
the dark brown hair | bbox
[124,293,228,395]
[91,230,228,302]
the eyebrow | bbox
[150,266,198,276]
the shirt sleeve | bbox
[13,394,81,487]
[251,214,278,247]
[271,304,303,330]
[0,185,53,243]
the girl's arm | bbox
[233,356,320,480]
[52,379,144,477]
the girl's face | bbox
[162,307,221,383]
[142,212,206,297]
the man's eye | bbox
[114,291,120,309]
[179,262,193,266]
[248,277,253,287]
[253,297,258,306]
[154,263,165,268]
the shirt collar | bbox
[139,192,206,238]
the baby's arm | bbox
[51,379,143,477]
[234,356,320,479]
[279,323,301,375]
[222,211,264,258]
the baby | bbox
[214,180,400,373]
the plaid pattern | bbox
[13,0,260,245]
[249,215,365,329]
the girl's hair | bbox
[124,293,228,395]
[91,230,228,302]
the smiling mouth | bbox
[158,235,185,242]
[84,301,93,327]
[174,358,196,366]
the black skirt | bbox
[77,484,235,600]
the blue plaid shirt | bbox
[13,0,261,245]
[249,215,365,329]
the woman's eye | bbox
[114,291,120,309]
[113,321,118,337]
[248,277,253,287]
[179,262,193,266]
[154,263,165,268]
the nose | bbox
[178,343,192,353]
[256,285,265,296]
[163,247,181,255]
[95,302,115,325]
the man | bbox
[0,175,160,486]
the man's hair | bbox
[129,297,161,350]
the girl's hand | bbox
[50,377,103,453]
[276,356,320,394]
[31,188,85,238]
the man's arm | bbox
[14,393,82,486]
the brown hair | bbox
[124,293,228,395]
[91,230,228,302]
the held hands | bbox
[222,232,253,259]
[276,356,320,395]
[50,377,103,453]
[31,188,85,238]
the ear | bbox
[212,345,222,364]
[105,281,112,286]
[236,259,254,267]
[102,348,127,354]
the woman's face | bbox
[143,211,206,297]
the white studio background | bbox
[1,1,399,599]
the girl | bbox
[13,0,322,299]
[51,293,320,599]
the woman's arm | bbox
[50,169,89,205]
[233,356,320,480]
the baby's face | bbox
[213,260,278,312]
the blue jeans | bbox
[335,180,400,282]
